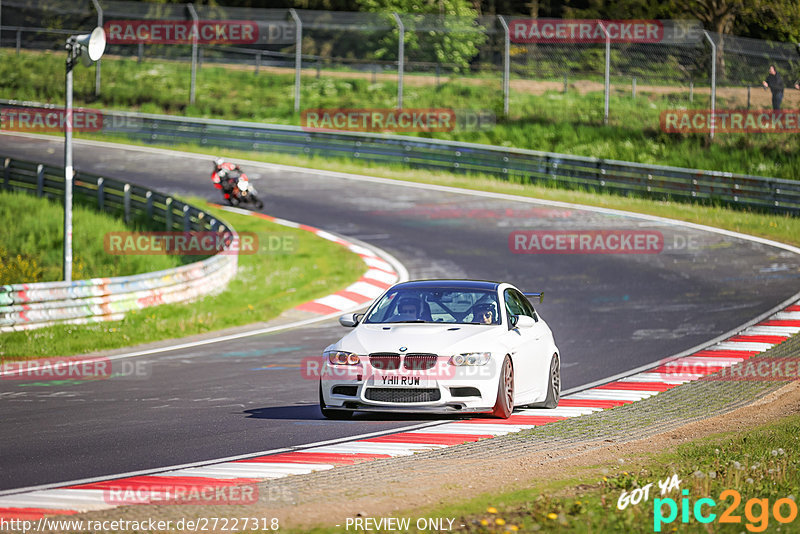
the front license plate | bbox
[376,374,430,387]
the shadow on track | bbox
[244,405,480,423]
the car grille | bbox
[364,388,441,403]
[403,353,438,370]
[369,353,401,370]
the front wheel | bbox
[491,355,514,418]
[542,354,560,409]
[319,382,353,420]
[528,354,560,409]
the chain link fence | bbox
[1,1,799,128]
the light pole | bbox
[63,27,105,282]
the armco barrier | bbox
[2,99,799,213]
[0,156,238,332]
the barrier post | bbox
[123,183,131,224]
[183,204,191,232]
[165,197,173,229]
[97,177,104,211]
[36,164,44,196]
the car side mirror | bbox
[339,313,362,327]
[514,315,536,329]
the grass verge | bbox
[288,412,800,533]
[0,189,186,283]
[400,414,799,533]
[2,49,798,180]
[0,201,366,359]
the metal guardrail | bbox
[0,156,238,332]
[2,100,800,214]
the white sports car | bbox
[319,280,560,419]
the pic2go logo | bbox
[654,489,798,532]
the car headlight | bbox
[324,350,361,366]
[449,352,491,366]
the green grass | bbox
[0,190,185,283]
[286,413,800,533]
[2,49,798,180]
[0,201,366,359]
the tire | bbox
[526,354,560,409]
[491,355,514,419]
[319,381,353,420]
[542,354,560,409]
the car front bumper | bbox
[320,359,502,414]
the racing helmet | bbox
[473,302,496,320]
[396,297,421,315]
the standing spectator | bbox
[762,65,784,110]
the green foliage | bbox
[0,247,43,285]
[2,50,799,181]
[0,190,184,283]
[356,0,487,72]
[0,201,365,358]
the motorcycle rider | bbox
[211,158,241,200]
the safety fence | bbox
[0,155,238,332]
[3,100,797,214]
[2,1,799,125]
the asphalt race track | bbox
[1,133,799,491]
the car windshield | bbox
[363,287,501,325]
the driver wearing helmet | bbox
[394,297,422,321]
[472,303,496,325]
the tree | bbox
[357,0,488,72]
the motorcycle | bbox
[221,168,264,210]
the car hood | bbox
[330,323,507,355]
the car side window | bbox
[505,289,535,320]
[504,289,526,319]
[514,290,537,318]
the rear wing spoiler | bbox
[523,292,544,304]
